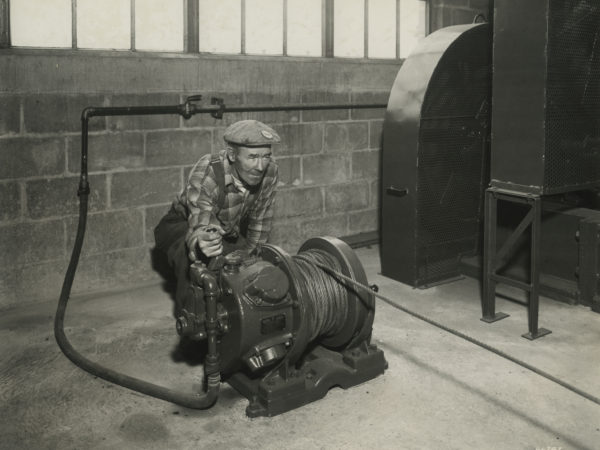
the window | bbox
[4,0,428,59]
[77,0,130,50]
[332,0,427,58]
[10,0,71,48]
[199,0,241,54]
[369,0,396,59]
[287,0,321,57]
[246,0,284,55]
[399,0,427,58]
[135,0,184,52]
[334,0,364,58]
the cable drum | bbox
[293,249,350,342]
[295,237,376,349]
[258,236,376,371]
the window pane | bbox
[246,0,283,55]
[287,0,321,57]
[135,0,184,51]
[399,0,427,58]
[199,0,241,54]
[334,0,364,58]
[10,0,71,47]
[77,0,131,49]
[368,0,396,59]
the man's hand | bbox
[185,225,226,261]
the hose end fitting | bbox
[77,180,90,197]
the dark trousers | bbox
[154,206,246,315]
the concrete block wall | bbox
[0,52,396,309]
[0,1,492,309]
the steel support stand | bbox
[481,188,510,323]
[481,188,551,339]
[521,193,551,340]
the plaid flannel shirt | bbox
[173,149,278,250]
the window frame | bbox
[0,0,429,60]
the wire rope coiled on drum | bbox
[292,249,350,343]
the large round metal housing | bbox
[220,236,386,417]
[216,236,376,374]
[381,23,492,288]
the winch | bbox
[176,236,387,417]
[53,97,390,419]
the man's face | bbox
[228,145,272,187]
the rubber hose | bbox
[54,188,220,409]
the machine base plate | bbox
[226,343,387,417]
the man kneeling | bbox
[154,120,281,315]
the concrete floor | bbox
[1,245,599,450]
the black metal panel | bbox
[545,0,600,192]
[381,23,492,287]
[490,0,548,193]
[491,0,600,194]
[578,216,600,312]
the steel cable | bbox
[312,261,600,407]
[292,249,350,342]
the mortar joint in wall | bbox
[20,180,27,220]
[19,100,24,135]
[323,119,371,126]
[452,6,479,12]
[298,156,304,184]
[348,155,353,179]
[141,206,148,245]
[102,96,110,130]
[343,214,350,236]
[0,217,29,227]
[68,244,150,260]
[106,173,112,209]
[142,131,147,162]
[61,136,69,175]
[18,212,82,223]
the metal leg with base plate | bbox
[482,188,551,339]
[481,188,510,323]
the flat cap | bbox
[223,120,281,147]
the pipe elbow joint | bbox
[190,263,219,296]
[201,272,219,297]
[81,107,95,121]
[200,375,221,408]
